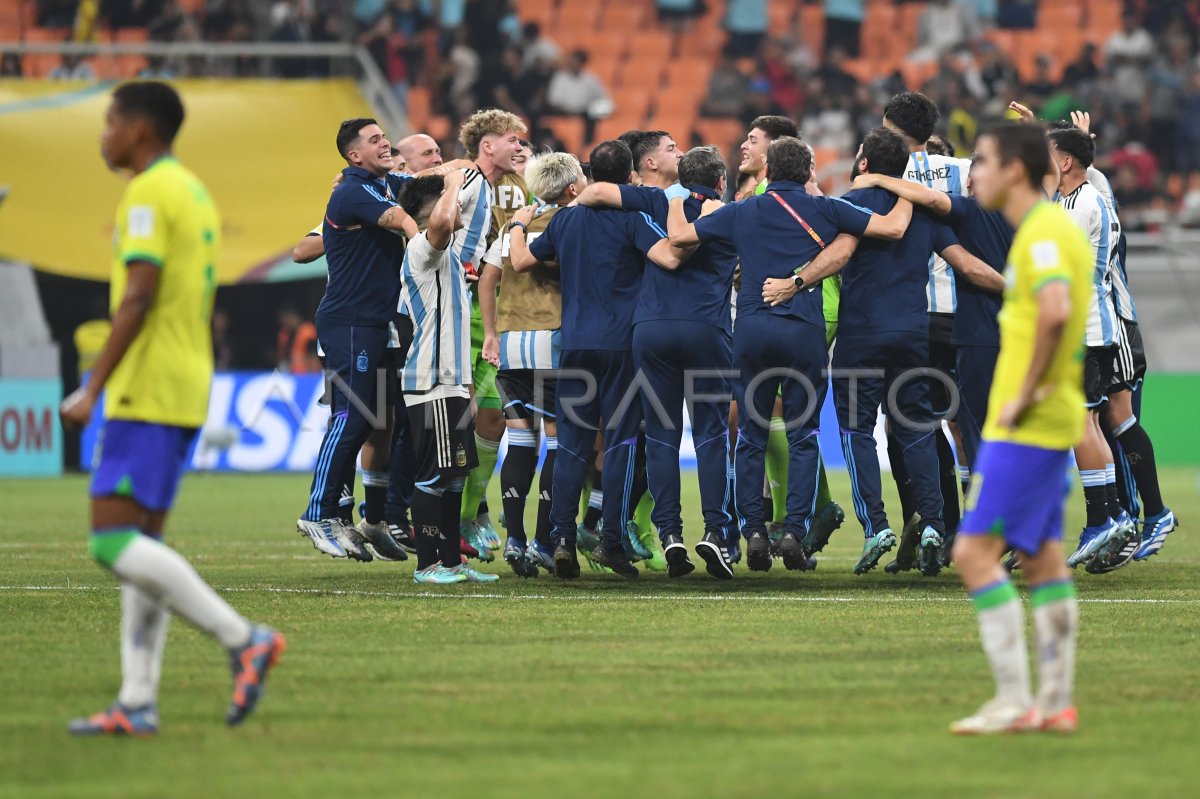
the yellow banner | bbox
[0,79,378,284]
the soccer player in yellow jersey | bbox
[948,122,1091,736]
[60,82,284,736]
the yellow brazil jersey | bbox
[983,202,1091,450]
[106,156,220,428]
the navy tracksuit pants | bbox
[954,344,999,470]
[833,331,945,537]
[303,320,392,522]
[732,312,827,537]
[632,320,736,541]
[550,349,643,547]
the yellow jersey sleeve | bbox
[117,175,170,267]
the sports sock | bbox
[815,458,832,510]
[461,435,500,523]
[117,584,170,709]
[500,428,538,544]
[362,470,388,524]
[478,498,489,518]
[441,478,466,568]
[937,431,960,533]
[535,437,557,547]
[958,465,971,499]
[1104,462,1122,520]
[634,491,653,541]
[97,531,252,651]
[338,484,354,525]
[1031,579,1078,715]
[1079,469,1108,527]
[887,428,917,523]
[1114,418,1164,516]
[765,418,789,523]
[583,477,603,532]
[970,579,1032,706]
[410,487,441,569]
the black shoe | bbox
[746,530,772,572]
[777,531,811,571]
[884,513,920,574]
[1002,549,1020,573]
[553,540,580,580]
[696,528,734,580]
[940,528,957,567]
[803,501,845,554]
[662,533,695,579]
[388,519,416,554]
[590,541,639,579]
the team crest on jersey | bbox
[456,444,468,467]
[356,350,369,372]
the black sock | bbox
[440,489,465,568]
[1105,477,1123,521]
[500,443,538,543]
[1117,423,1164,516]
[364,486,387,525]
[887,429,917,523]
[937,432,960,534]
[478,497,489,519]
[583,467,603,531]
[410,488,442,570]
[535,448,556,547]
[1083,484,1109,528]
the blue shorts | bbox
[960,440,1070,555]
[90,420,198,512]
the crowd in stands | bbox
[7,1,1200,228]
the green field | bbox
[2,468,1196,799]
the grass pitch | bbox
[1,468,1197,799]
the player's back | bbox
[1058,180,1120,347]
[107,157,220,429]
[903,151,971,313]
[985,202,1091,450]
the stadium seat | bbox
[618,54,666,88]
[627,29,673,56]
[694,117,744,151]
[21,27,66,78]
[646,113,697,143]
[516,0,557,27]
[541,115,587,156]
[653,90,703,120]
[557,5,600,32]
[601,5,644,31]
[798,4,826,57]
[596,114,649,144]
[407,86,432,130]
[615,87,652,119]
[665,57,713,91]
[426,115,452,143]
[589,55,622,89]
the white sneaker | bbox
[950,698,1040,735]
[297,519,347,558]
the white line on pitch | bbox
[0,585,1195,604]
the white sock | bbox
[117,584,170,709]
[112,535,252,651]
[972,581,1033,706]
[1032,583,1079,714]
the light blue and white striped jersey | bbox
[400,229,473,392]
[1058,181,1121,347]
[902,151,971,314]
[498,329,562,371]
[454,168,493,271]
[1088,166,1137,322]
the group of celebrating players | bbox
[293,93,1177,592]
[65,77,1179,737]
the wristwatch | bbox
[507,220,528,233]
[792,273,805,290]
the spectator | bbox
[546,49,612,144]
[489,46,548,125]
[974,41,1019,100]
[996,0,1036,30]
[723,0,767,59]
[701,52,751,118]
[437,27,480,121]
[911,0,979,62]
[1105,11,1156,109]
[37,0,77,28]
[802,89,855,153]
[519,22,560,70]
[1,53,23,77]
[1062,42,1100,86]
[275,308,319,375]
[824,0,864,58]
[360,12,411,105]
[816,45,858,99]
[656,0,705,34]
[213,308,235,373]
[1149,37,1194,173]
[1021,55,1058,111]
[761,38,805,118]
[48,55,97,80]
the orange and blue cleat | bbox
[226,626,286,727]
[68,702,159,737]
